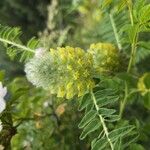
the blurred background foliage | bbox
[0,0,150,149]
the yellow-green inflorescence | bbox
[25,46,95,99]
[88,43,120,74]
[25,43,121,99]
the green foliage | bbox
[0,25,38,62]
[0,76,88,150]
[0,0,150,149]
[78,83,136,150]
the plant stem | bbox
[109,13,122,51]
[0,38,35,53]
[127,33,138,73]
[119,2,139,117]
[119,82,128,117]
[127,1,134,26]
[127,0,137,73]
[91,90,114,150]
[120,34,138,117]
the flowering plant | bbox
[0,0,150,149]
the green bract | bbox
[25,46,95,99]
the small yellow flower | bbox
[73,72,80,80]
[67,65,73,70]
[83,70,89,77]
[66,88,75,99]
[87,80,95,90]
[88,42,120,74]
[66,82,73,90]
[77,59,84,66]
[57,87,65,98]
[77,82,85,97]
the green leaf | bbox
[114,137,122,150]
[136,47,150,63]
[85,103,94,113]
[117,0,127,12]
[128,25,139,43]
[20,37,39,62]
[138,4,150,23]
[0,25,37,62]
[109,125,135,141]
[92,138,108,150]
[138,41,150,50]
[129,144,145,150]
[117,72,138,87]
[95,89,116,98]
[105,115,120,122]
[78,110,97,129]
[98,108,116,116]
[123,133,139,148]
[91,138,97,149]
[78,93,91,111]
[100,0,113,9]
[97,96,119,107]
[80,119,100,140]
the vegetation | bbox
[0,0,150,149]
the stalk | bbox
[109,13,122,51]
[91,91,114,150]
[119,1,139,117]
[0,38,35,53]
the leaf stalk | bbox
[0,37,35,53]
[91,90,114,150]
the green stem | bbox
[109,13,122,51]
[127,1,134,26]
[0,38,35,53]
[127,0,137,73]
[127,32,138,73]
[119,2,139,117]
[119,82,128,117]
[91,90,114,150]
